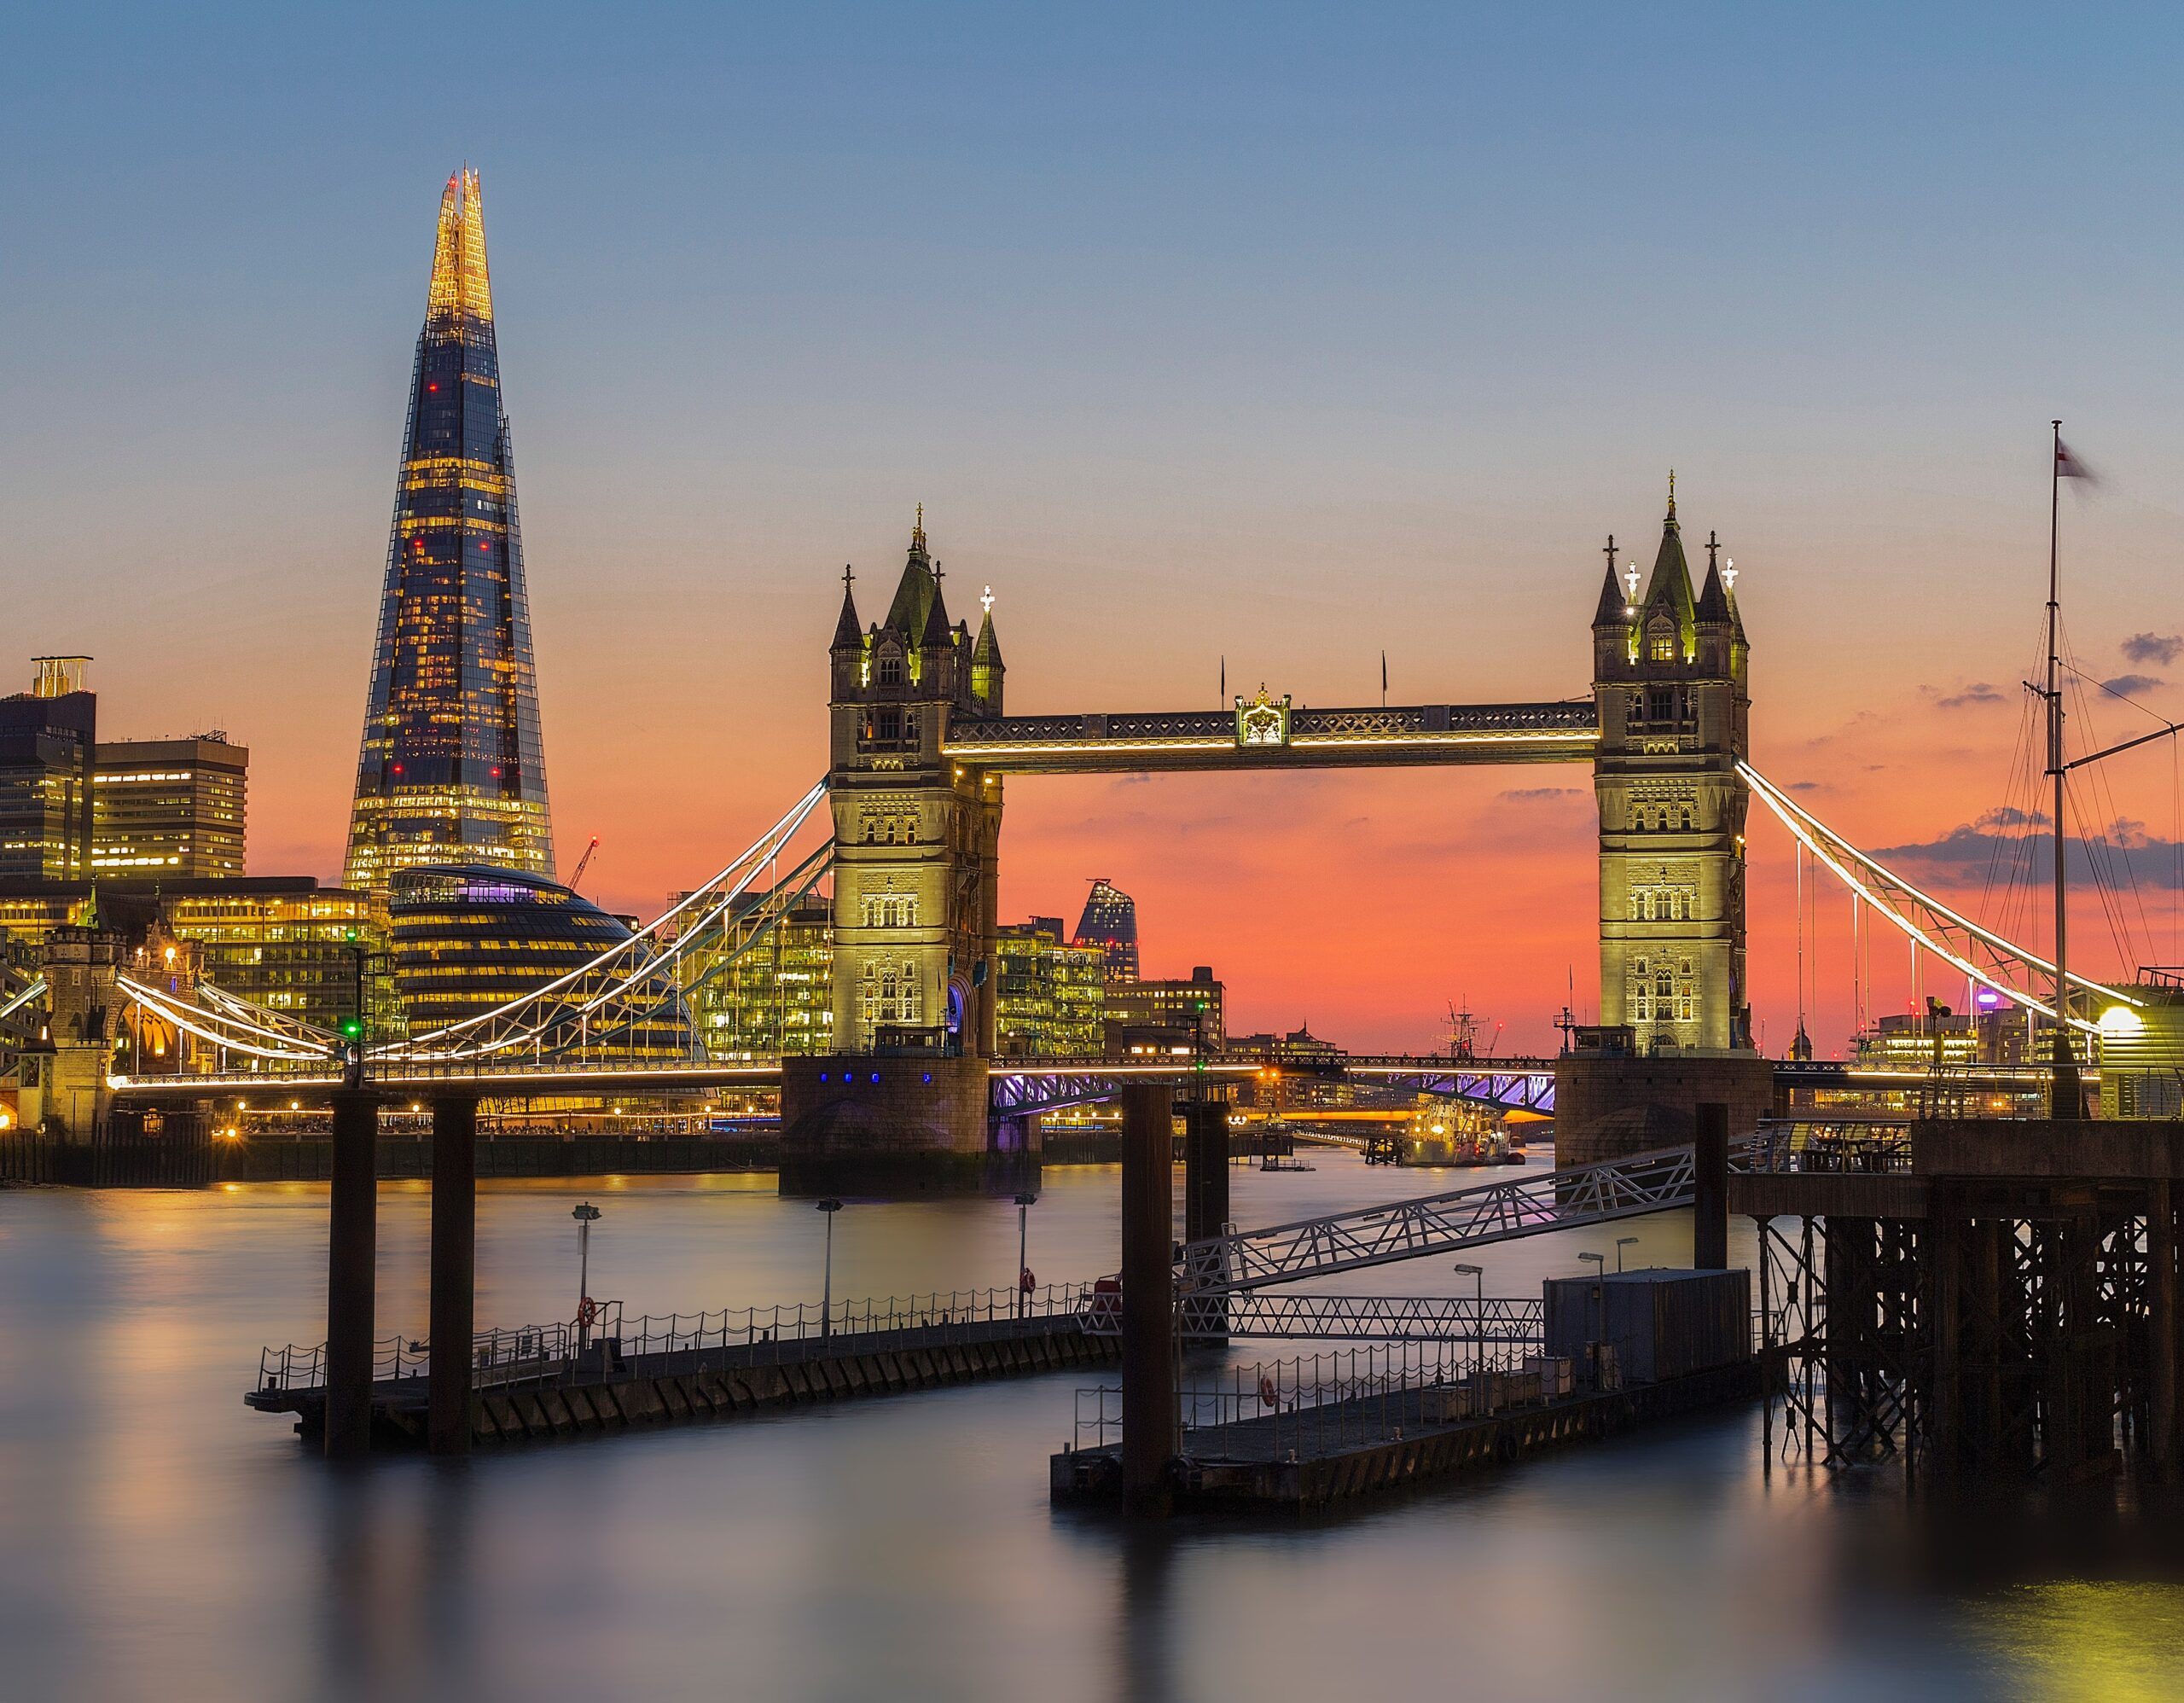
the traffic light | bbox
[338,1017,363,1041]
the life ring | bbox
[1019,1267,1037,1293]
[576,1296,598,1329]
[1258,1375,1278,1409]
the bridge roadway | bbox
[108,1052,1565,1108]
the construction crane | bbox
[569,837,601,892]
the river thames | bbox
[3,1149,2181,1701]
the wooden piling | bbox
[1693,1102,1728,1271]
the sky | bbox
[6,2,2184,1055]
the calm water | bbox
[3,1148,2182,1702]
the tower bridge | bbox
[69,483,2135,1195]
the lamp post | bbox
[1580,1251,1605,1276]
[1014,1190,1039,1317]
[1454,1262,1484,1305]
[816,1198,844,1339]
[572,1201,601,1347]
[1616,1235,1640,1273]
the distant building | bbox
[2097,980,2184,1119]
[1073,879,1140,982]
[996,919,1106,1057]
[92,736,247,878]
[1229,1023,1341,1066]
[681,889,836,1058]
[346,170,555,897]
[0,657,96,881]
[1851,999,2035,1069]
[1104,966,1223,1056]
[0,875,387,1037]
[389,866,688,1055]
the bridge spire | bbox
[1592,536,1628,628]
[831,564,863,649]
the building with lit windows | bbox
[389,866,688,1055]
[0,876,387,1037]
[996,917,1106,1056]
[345,169,555,897]
[0,658,96,882]
[1103,966,1223,1056]
[1073,878,1140,982]
[92,736,247,878]
[680,891,836,1058]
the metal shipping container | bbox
[1542,1268,1751,1385]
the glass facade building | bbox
[996,918,1106,1057]
[679,890,836,1059]
[346,169,554,897]
[389,866,689,1056]
[1103,968,1225,1056]
[92,737,247,878]
[0,660,96,882]
[1072,878,1140,982]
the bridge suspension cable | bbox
[376,779,830,1063]
[1740,762,2135,1033]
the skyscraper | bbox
[1072,878,1140,982]
[344,168,554,896]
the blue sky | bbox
[6,3,2182,1046]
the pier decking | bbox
[250,1288,1116,1450]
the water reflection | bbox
[3,1154,2184,1700]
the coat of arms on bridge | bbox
[1234,685,1292,748]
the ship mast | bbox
[2047,419,2079,1119]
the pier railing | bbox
[1070,1341,1538,1456]
[253,1284,1094,1396]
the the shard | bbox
[344,168,555,895]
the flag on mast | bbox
[2055,438,2099,484]
[1380,650,1387,705]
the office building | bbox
[92,736,247,878]
[346,169,555,897]
[1103,966,1223,1055]
[0,658,96,881]
[1073,878,1140,982]
[389,866,688,1055]
[996,917,1106,1057]
[681,890,836,1058]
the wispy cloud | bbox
[2123,633,2184,667]
[2101,673,2164,698]
[1878,815,2184,888]
[1498,786,1582,803]
[1933,682,2004,710]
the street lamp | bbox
[1579,1251,1605,1277]
[572,1201,602,1347]
[1014,1191,1039,1317]
[1616,1235,1640,1273]
[1454,1262,1484,1305]
[816,1198,844,1339]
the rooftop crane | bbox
[569,836,601,892]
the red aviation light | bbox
[428,382,439,392]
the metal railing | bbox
[1070,1342,1538,1456]
[253,1285,1091,1395]
[1743,1121,1913,1175]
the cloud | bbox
[1934,682,2004,709]
[1877,816,2184,889]
[2102,673,2164,698]
[1786,781,1822,793]
[1497,787,1582,803]
[2123,632,2184,666]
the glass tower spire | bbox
[345,168,555,895]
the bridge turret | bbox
[1591,476,1752,1059]
[824,511,1002,1061]
[971,601,1004,712]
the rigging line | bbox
[2059,657,2179,726]
[2064,654,2158,965]
[2067,770,2136,977]
[1742,764,2135,999]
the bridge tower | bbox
[1589,480,1752,1055]
[782,514,1013,1193]
[825,512,1005,1054]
